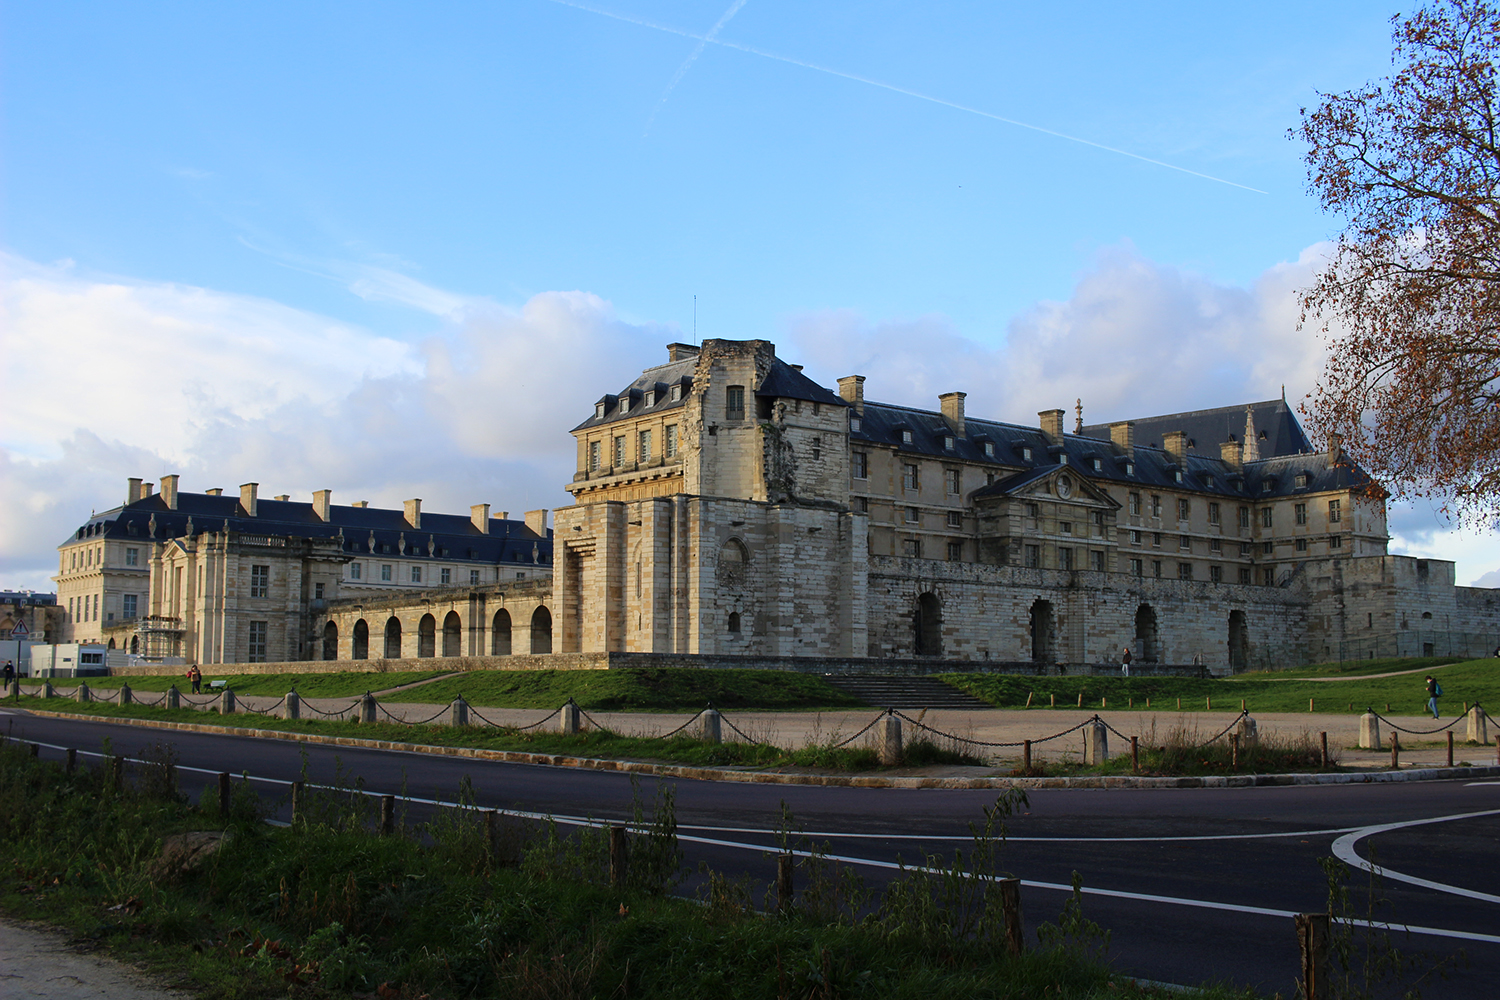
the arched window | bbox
[530,605,552,654]
[442,610,462,657]
[1135,604,1160,663]
[914,593,942,656]
[353,619,369,660]
[322,621,338,661]
[718,539,748,588]
[384,617,402,659]
[492,608,512,655]
[418,614,437,658]
[727,611,741,633]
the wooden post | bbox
[1049,693,1055,708]
[111,756,123,792]
[1022,740,1032,773]
[1131,735,1139,773]
[1447,731,1454,767]
[1390,732,1400,769]
[218,772,231,817]
[1319,732,1328,769]
[1295,913,1330,1000]
[65,748,76,775]
[1177,697,1181,710]
[776,853,794,913]
[1230,733,1240,769]
[1076,692,1083,708]
[609,825,628,890]
[29,743,39,759]
[485,810,499,863]
[1101,696,1107,709]
[1025,691,1033,708]
[1309,698,1314,712]
[1000,878,1024,955]
[291,781,304,824]
[1206,696,1212,710]
[380,795,395,835]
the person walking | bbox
[189,665,202,695]
[3,660,13,685]
[1425,674,1441,719]
[1121,647,1132,677]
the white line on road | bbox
[1331,808,1500,905]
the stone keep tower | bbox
[554,339,868,656]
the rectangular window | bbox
[1295,502,1307,525]
[902,538,921,558]
[726,385,745,419]
[589,440,601,472]
[122,594,137,619]
[1153,560,1163,578]
[351,562,362,580]
[1128,492,1141,515]
[1090,550,1105,571]
[1239,567,1253,585]
[905,506,920,523]
[1260,507,1273,528]
[1237,506,1250,528]
[613,436,626,467]
[666,425,679,458]
[903,463,920,491]
[471,569,481,584]
[946,510,962,528]
[1328,499,1342,523]
[1025,544,1040,568]
[1210,565,1223,583]
[1210,538,1222,553]
[314,582,325,599]
[441,568,452,584]
[1025,502,1039,518]
[1178,562,1193,580]
[1179,534,1191,550]
[1150,495,1162,517]
[945,469,961,495]
[1329,535,1343,549]
[1059,547,1074,570]
[1240,541,1252,556]
[855,496,869,512]
[1129,557,1143,576]
[638,429,652,462]
[250,565,269,598]
[1263,567,1277,586]
[947,540,964,561]
[852,451,868,479]
[1262,541,1274,555]
[1177,498,1191,520]
[381,564,392,581]
[1295,538,1308,552]
[1061,521,1073,535]
[247,621,268,663]
[1092,511,1106,529]
[1208,503,1221,525]
[125,547,139,566]
[411,566,422,583]
[1152,532,1162,547]
[1132,530,1142,544]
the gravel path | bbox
[0,918,187,999]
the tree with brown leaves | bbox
[1296,0,1500,521]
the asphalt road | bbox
[4,709,1498,998]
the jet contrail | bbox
[545,0,1267,194]
[644,0,750,135]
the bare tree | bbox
[1296,0,1500,521]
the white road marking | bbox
[1331,808,1500,905]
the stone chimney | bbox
[313,489,333,521]
[1327,432,1343,468]
[499,510,510,522]
[160,475,179,510]
[667,342,701,362]
[939,392,966,436]
[838,375,866,416]
[1242,406,1262,463]
[142,482,154,497]
[471,503,491,534]
[352,500,369,509]
[205,488,223,496]
[525,509,549,536]
[1164,431,1188,464]
[1109,421,1135,457]
[1221,439,1244,472]
[403,499,422,529]
[239,483,259,518]
[274,494,289,502]
[127,477,143,506]
[1039,409,1065,444]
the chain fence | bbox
[1368,709,1469,737]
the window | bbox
[1262,541,1274,555]
[855,496,869,512]
[1179,534,1191,550]
[1329,535,1343,549]
[1132,530,1142,544]
[1239,567,1253,585]
[613,436,626,467]
[1150,495,1162,517]
[850,416,861,432]
[726,385,745,419]
[727,611,741,633]
[1263,567,1276,586]
[901,429,914,445]
[1025,544,1040,568]
[1177,499,1191,520]
[903,463,920,491]
[1178,562,1193,580]
[1210,565,1223,583]
[381,564,393,581]
[946,510,962,528]
[247,621,268,663]
[1239,541,1252,556]
[1328,499,1342,523]
[1210,538,1222,553]
[1294,473,1309,488]
[1130,558,1143,576]
[945,469,961,495]
[1025,502,1039,518]
[670,383,683,402]
[1090,550,1105,571]
[1260,507,1273,528]
[344,562,359,581]
[1129,492,1141,515]
[471,569,481,584]
[122,594,137,619]
[1208,503,1220,525]
[1153,560,1163,578]
[315,582,325,599]
[1295,502,1307,525]
[411,566,422,583]
[1022,446,1033,461]
[983,441,995,457]
[125,547,139,567]
[943,435,955,451]
[1152,532,1162,547]
[1092,511,1106,529]
[441,568,452,584]
[947,540,964,561]
[1262,479,1274,493]
[595,402,606,419]
[1061,521,1073,535]
[1239,506,1251,528]
[902,538,921,558]
[1295,538,1308,552]
[1091,457,1102,472]
[250,565,270,598]
[905,506,920,523]
[852,451,869,479]
[589,440,601,472]
[638,429,652,462]
[68,597,74,620]
[666,425,679,458]
[1059,547,1074,570]
[620,395,631,415]
[1174,470,1184,483]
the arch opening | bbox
[384,617,402,659]
[1029,599,1055,663]
[442,610,462,657]
[353,619,369,660]
[322,621,338,661]
[727,611,741,634]
[914,593,942,656]
[1228,610,1248,673]
[129,635,140,654]
[1134,604,1160,663]
[530,605,552,654]
[418,614,436,658]
[492,608,512,655]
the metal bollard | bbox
[700,708,722,744]
[1000,878,1024,955]
[609,825,628,890]
[777,852,795,914]
[285,690,300,720]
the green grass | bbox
[1238,655,1464,679]
[940,657,1500,716]
[80,670,450,697]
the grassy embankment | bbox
[82,670,449,698]
[0,739,1255,1000]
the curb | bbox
[17,707,1500,790]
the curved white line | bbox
[1331,808,1500,904]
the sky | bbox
[4,0,1498,591]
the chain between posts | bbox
[238,696,288,716]
[719,713,767,745]
[378,702,449,726]
[1368,709,1466,736]
[1189,709,1250,748]
[298,698,362,718]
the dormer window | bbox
[1125,461,1134,476]
[983,442,994,458]
[1262,479,1274,493]
[1294,473,1309,488]
[850,416,862,433]
[670,384,683,402]
[1091,457,1102,472]
[1173,470,1183,483]
[943,435,955,451]
[901,429,913,445]
[620,396,631,414]
[1022,447,1033,461]
[644,390,656,407]
[595,402,606,419]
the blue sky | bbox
[5,0,1496,590]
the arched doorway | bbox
[1135,604,1160,663]
[914,593,942,656]
[1030,600,1055,663]
[1228,610,1248,673]
[353,619,369,660]
[418,614,436,658]
[492,609,512,655]
[107,637,116,650]
[322,621,338,661]
[442,611,462,657]
[384,617,402,659]
[531,606,552,654]
[129,635,140,654]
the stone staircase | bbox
[823,674,992,710]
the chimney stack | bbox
[939,392,966,436]
[667,342,700,362]
[352,500,369,509]
[274,494,289,502]
[525,509,549,537]
[127,478,143,506]
[1220,439,1243,472]
[160,475,180,510]
[1109,421,1135,458]
[837,375,866,416]
[403,499,422,529]
[1327,432,1343,469]
[313,489,333,521]
[471,503,491,534]
[1164,431,1188,464]
[239,483,259,518]
[1039,409,1065,444]
[205,488,223,496]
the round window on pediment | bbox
[1057,475,1074,499]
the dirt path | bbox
[0,918,188,999]
[369,672,461,697]
[1282,660,1478,683]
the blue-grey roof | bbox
[1081,399,1314,459]
[571,357,697,432]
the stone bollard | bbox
[1237,715,1259,747]
[1082,718,1109,765]
[41,681,53,699]
[878,711,903,766]
[1468,705,1489,746]
[119,683,132,706]
[700,708,722,744]
[360,692,377,724]
[166,685,179,710]
[76,682,91,703]
[451,697,469,728]
[1358,711,1382,750]
[220,690,236,715]
[560,700,581,735]
[285,690,300,720]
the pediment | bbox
[980,466,1120,509]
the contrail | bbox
[643,0,749,135]
[545,0,1267,194]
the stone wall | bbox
[315,579,552,661]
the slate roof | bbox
[1080,398,1314,458]
[61,494,553,566]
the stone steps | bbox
[823,675,992,710]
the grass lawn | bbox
[941,657,1500,716]
[77,670,450,698]
[1238,655,1463,679]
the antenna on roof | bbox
[693,295,698,345]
